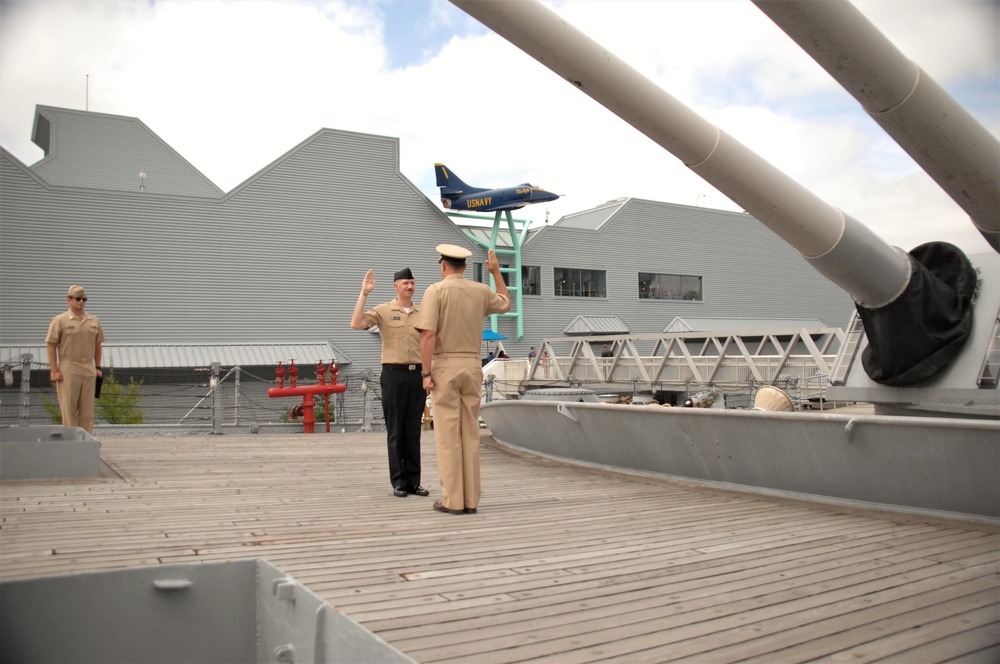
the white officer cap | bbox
[436,244,473,261]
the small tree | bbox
[97,368,145,425]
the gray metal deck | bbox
[1,431,998,662]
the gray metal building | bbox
[1,105,852,374]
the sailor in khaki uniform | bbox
[417,244,510,514]
[351,268,430,499]
[46,285,105,433]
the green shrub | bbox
[97,368,145,425]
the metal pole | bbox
[20,355,32,425]
[210,362,222,435]
[752,0,999,251]
[234,365,241,426]
[361,375,372,432]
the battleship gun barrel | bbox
[450,0,910,308]
[451,0,982,387]
[752,0,1000,252]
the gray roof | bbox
[554,198,627,230]
[664,317,829,333]
[30,106,223,197]
[563,315,630,335]
[1,343,351,369]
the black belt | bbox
[382,364,420,371]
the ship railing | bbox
[520,328,844,401]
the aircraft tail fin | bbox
[435,163,486,196]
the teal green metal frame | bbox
[448,210,530,341]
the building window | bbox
[638,272,703,301]
[475,263,540,294]
[554,267,607,298]
[474,262,513,287]
[522,265,540,295]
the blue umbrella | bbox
[482,329,507,341]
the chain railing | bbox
[0,356,402,436]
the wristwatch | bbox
[421,371,432,377]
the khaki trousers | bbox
[430,357,483,511]
[57,360,97,433]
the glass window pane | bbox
[682,275,702,300]
[638,273,654,299]
[523,266,540,295]
[555,267,606,297]
[554,267,567,296]
[663,274,682,300]
[567,269,581,297]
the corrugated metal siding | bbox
[0,343,350,369]
[514,198,853,358]
[0,121,481,375]
[1,109,854,374]
[30,106,222,197]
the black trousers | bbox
[380,367,425,488]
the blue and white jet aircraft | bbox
[435,163,560,212]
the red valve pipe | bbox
[268,382,346,433]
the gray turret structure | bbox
[451,0,1000,418]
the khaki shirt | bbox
[46,310,105,364]
[416,274,510,356]
[363,298,422,364]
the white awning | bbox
[0,342,352,369]
[562,315,630,335]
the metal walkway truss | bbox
[522,326,845,400]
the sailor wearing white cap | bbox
[417,244,510,514]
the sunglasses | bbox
[73,297,88,302]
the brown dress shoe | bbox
[433,500,464,515]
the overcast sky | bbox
[1,0,997,254]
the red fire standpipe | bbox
[267,360,345,433]
[315,360,338,432]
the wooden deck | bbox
[2,431,998,662]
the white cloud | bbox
[1,0,996,254]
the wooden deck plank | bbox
[385,558,937,656]
[2,431,997,663]
[875,623,1000,663]
[425,567,999,663]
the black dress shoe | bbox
[393,486,408,497]
[433,500,464,515]
[464,507,478,514]
[408,485,430,496]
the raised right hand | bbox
[362,270,376,295]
